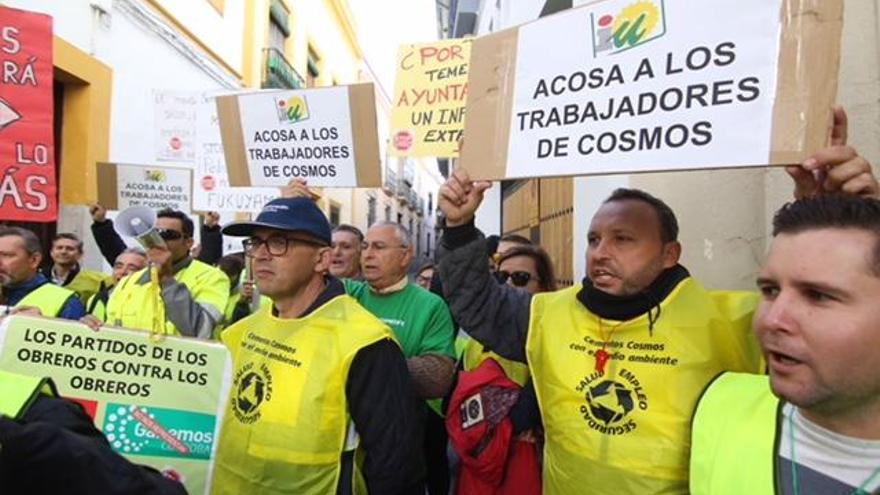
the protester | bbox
[89,203,224,266]
[0,369,187,495]
[690,195,880,495]
[415,262,435,290]
[0,227,85,320]
[213,197,425,494]
[99,208,229,339]
[449,244,556,495]
[436,107,874,494]
[42,233,111,304]
[83,247,147,322]
[346,221,456,495]
[331,224,364,279]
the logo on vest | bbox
[232,362,273,424]
[576,368,648,435]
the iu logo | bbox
[592,0,667,56]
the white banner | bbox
[505,0,781,178]
[193,93,278,213]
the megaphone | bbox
[114,205,166,249]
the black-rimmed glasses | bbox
[243,236,325,257]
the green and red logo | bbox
[591,0,667,57]
[102,403,216,460]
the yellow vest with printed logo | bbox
[690,372,778,495]
[211,295,394,495]
[105,260,229,336]
[0,370,57,420]
[525,280,763,495]
[16,283,76,318]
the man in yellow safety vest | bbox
[436,108,876,494]
[691,194,880,495]
[212,197,426,494]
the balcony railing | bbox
[384,167,398,194]
[262,48,305,90]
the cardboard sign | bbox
[0,315,233,495]
[217,84,381,188]
[194,92,279,213]
[390,39,471,157]
[0,6,56,222]
[461,0,843,180]
[97,162,193,213]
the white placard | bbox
[116,164,192,212]
[194,93,279,212]
[154,91,197,165]
[506,0,781,178]
[234,86,358,187]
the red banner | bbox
[0,7,56,222]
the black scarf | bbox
[576,264,690,332]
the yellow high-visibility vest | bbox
[211,295,394,495]
[463,339,530,387]
[0,370,57,420]
[106,259,229,335]
[525,280,763,494]
[690,372,778,495]
[64,269,112,305]
[16,282,76,318]
[86,291,108,321]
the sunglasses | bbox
[496,270,533,287]
[156,228,185,241]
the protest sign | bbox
[0,6,56,222]
[390,39,471,157]
[461,0,843,180]
[154,90,197,165]
[97,162,193,213]
[216,83,381,188]
[194,92,279,213]
[0,315,233,495]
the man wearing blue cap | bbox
[212,197,425,495]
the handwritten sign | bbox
[390,39,471,157]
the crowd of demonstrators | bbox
[1,106,879,495]
[691,195,880,495]
[214,197,426,494]
[0,227,85,319]
[435,107,878,495]
[42,233,111,305]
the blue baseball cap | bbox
[221,197,332,245]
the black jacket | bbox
[0,395,187,495]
